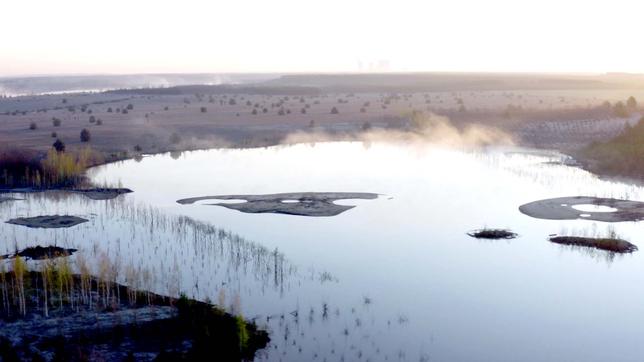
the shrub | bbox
[107,107,113,112]
[51,132,57,138]
[330,107,339,114]
[96,119,103,126]
[200,107,207,113]
[53,139,65,152]
[126,104,134,110]
[52,117,62,127]
[80,128,91,142]
[627,96,638,109]
[89,115,96,123]
[29,122,37,130]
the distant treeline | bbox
[108,84,322,96]
[264,73,644,93]
[0,73,276,96]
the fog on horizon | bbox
[2,0,644,77]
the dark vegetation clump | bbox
[80,128,91,142]
[159,296,270,361]
[549,236,637,253]
[467,228,518,239]
[0,149,41,187]
[52,139,65,152]
[581,117,644,178]
[0,147,100,188]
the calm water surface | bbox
[3,141,644,362]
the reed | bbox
[12,256,27,316]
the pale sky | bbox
[1,0,643,76]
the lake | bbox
[3,141,644,361]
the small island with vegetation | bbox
[467,228,518,239]
[549,235,637,254]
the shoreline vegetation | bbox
[0,258,269,361]
[0,146,101,189]
[0,146,135,199]
[577,116,644,180]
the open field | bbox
[1,73,643,162]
